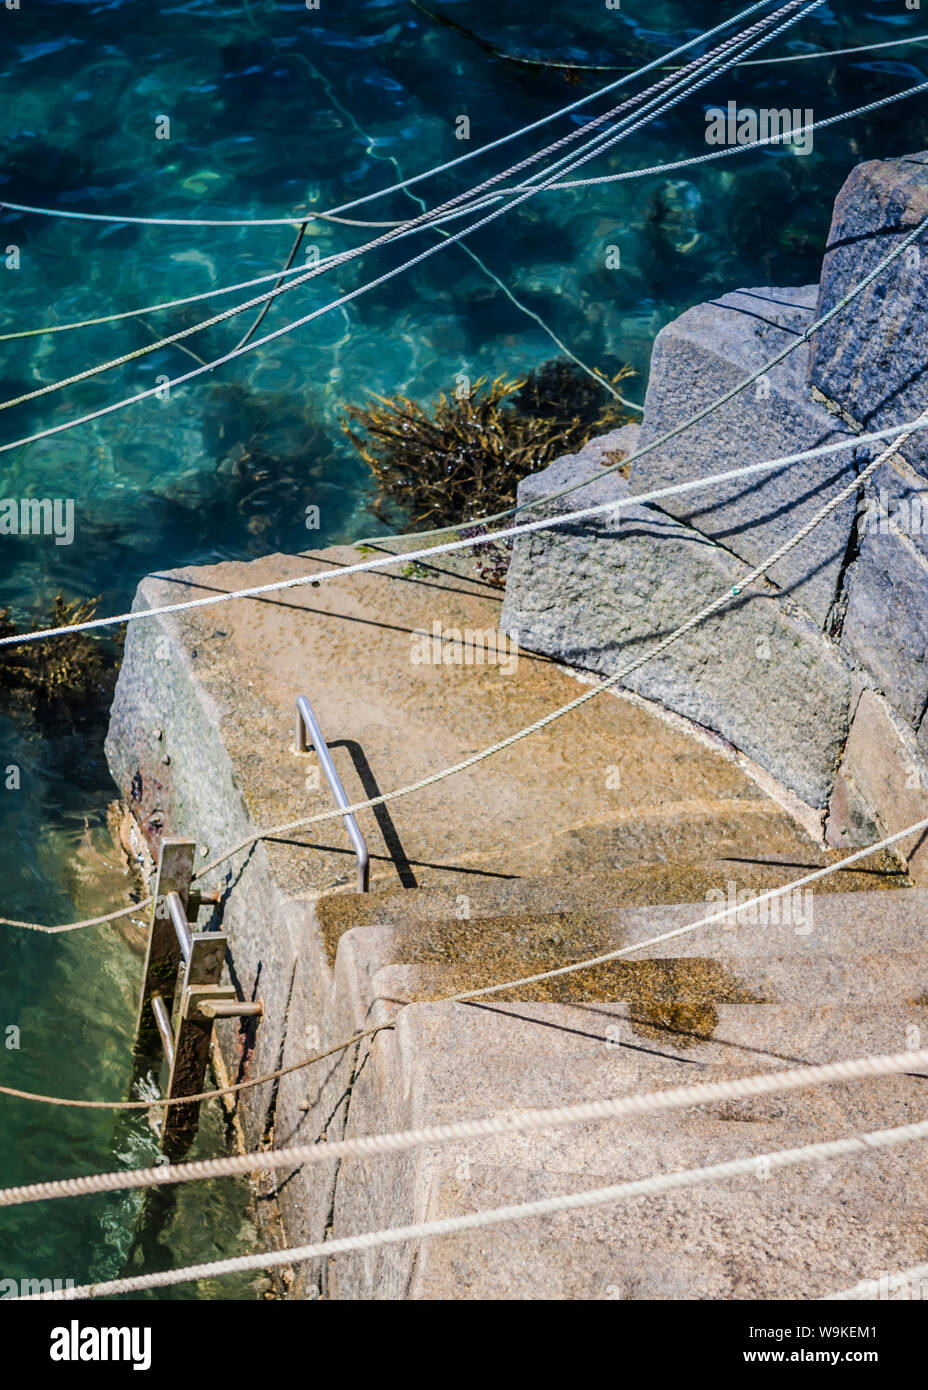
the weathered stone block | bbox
[501,454,853,807]
[826,689,928,883]
[628,285,857,628]
[858,450,928,568]
[841,524,928,727]
[810,151,928,476]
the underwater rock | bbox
[647,179,703,255]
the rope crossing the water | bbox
[0,1,823,474]
[4,77,920,348]
[0,3,815,424]
[2,189,925,655]
[0,0,796,230]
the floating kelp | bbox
[342,358,634,534]
[0,593,123,730]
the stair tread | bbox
[318,856,908,963]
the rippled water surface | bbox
[0,0,926,1295]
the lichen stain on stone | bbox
[386,912,765,1046]
[316,854,907,970]
[618,958,763,1046]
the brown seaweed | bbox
[342,359,634,535]
[0,594,123,730]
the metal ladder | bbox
[133,837,262,1157]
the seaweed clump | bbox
[342,358,633,536]
[0,594,123,730]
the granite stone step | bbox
[500,456,854,808]
[315,852,907,966]
[399,1155,928,1300]
[329,998,928,1300]
[330,904,928,1025]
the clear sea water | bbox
[0,0,926,1298]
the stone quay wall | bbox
[502,152,928,880]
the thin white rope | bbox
[0,193,524,340]
[822,1262,928,1301]
[454,2,819,198]
[6,74,919,351]
[2,407,924,935]
[395,207,928,543]
[0,0,784,230]
[3,811,925,1101]
[1,414,921,650]
[0,203,477,341]
[489,81,928,195]
[6,10,907,240]
[440,814,928,1005]
[0,3,812,420]
[740,32,928,63]
[22,1114,928,1300]
[424,220,641,410]
[5,1046,928,1209]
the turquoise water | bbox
[0,0,926,1297]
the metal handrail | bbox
[295,696,370,892]
[166,891,192,962]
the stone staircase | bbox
[323,878,928,1300]
[100,150,928,1300]
[105,538,925,1300]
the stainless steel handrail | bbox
[295,696,370,892]
[166,891,192,962]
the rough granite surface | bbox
[629,285,857,628]
[106,545,831,1294]
[501,456,853,807]
[810,151,928,478]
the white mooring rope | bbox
[20,1113,928,1300]
[0,2,816,426]
[2,1046,927,1208]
